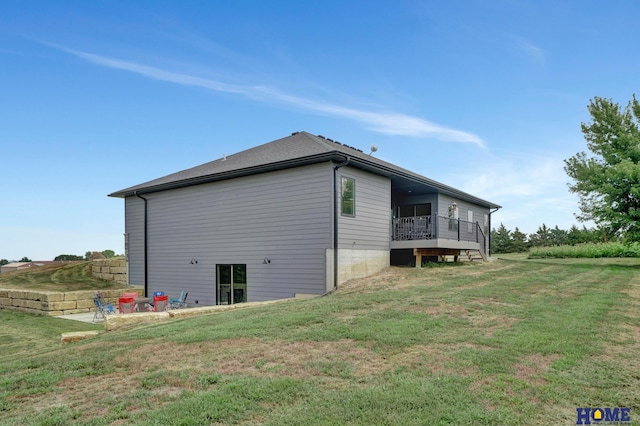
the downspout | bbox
[333,156,350,290]
[134,191,148,297]
[488,207,501,257]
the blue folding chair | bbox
[169,291,188,309]
[93,292,115,323]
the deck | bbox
[390,215,487,262]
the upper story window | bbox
[341,177,355,217]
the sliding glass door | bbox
[216,264,247,305]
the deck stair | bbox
[464,249,485,262]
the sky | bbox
[1,0,639,261]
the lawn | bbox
[0,258,638,425]
[0,262,127,291]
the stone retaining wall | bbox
[103,298,293,331]
[0,259,134,316]
[0,288,142,316]
[92,258,127,284]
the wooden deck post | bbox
[413,248,422,268]
[413,248,464,265]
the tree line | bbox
[55,250,118,261]
[0,250,119,266]
[490,223,611,254]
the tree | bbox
[101,250,116,259]
[511,227,529,252]
[54,254,84,261]
[564,95,640,242]
[0,259,8,266]
[550,225,569,246]
[568,225,588,245]
[529,224,552,247]
[19,256,32,262]
[491,223,512,254]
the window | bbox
[341,177,355,217]
[415,203,432,217]
[398,205,413,218]
[468,210,474,233]
[448,202,459,230]
[398,203,431,217]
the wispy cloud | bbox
[512,36,547,65]
[456,156,582,233]
[460,157,564,199]
[50,44,485,147]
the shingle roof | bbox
[109,131,500,208]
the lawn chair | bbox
[169,291,188,309]
[118,297,136,314]
[122,292,139,301]
[153,295,169,311]
[146,291,165,311]
[120,291,141,311]
[93,292,115,323]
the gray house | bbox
[109,131,500,306]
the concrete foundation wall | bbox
[337,249,389,285]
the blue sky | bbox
[1,1,638,260]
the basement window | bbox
[341,177,355,217]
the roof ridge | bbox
[297,131,367,155]
[108,131,499,208]
[294,131,334,152]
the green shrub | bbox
[528,242,640,258]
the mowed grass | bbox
[0,258,638,425]
[0,261,126,291]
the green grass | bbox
[0,261,127,291]
[528,242,640,259]
[0,311,102,364]
[0,259,638,425]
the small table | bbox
[134,297,151,312]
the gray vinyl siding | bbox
[437,194,490,250]
[126,162,333,305]
[338,167,391,250]
[437,194,489,226]
[124,196,145,286]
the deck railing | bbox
[392,215,487,257]
[393,216,433,240]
